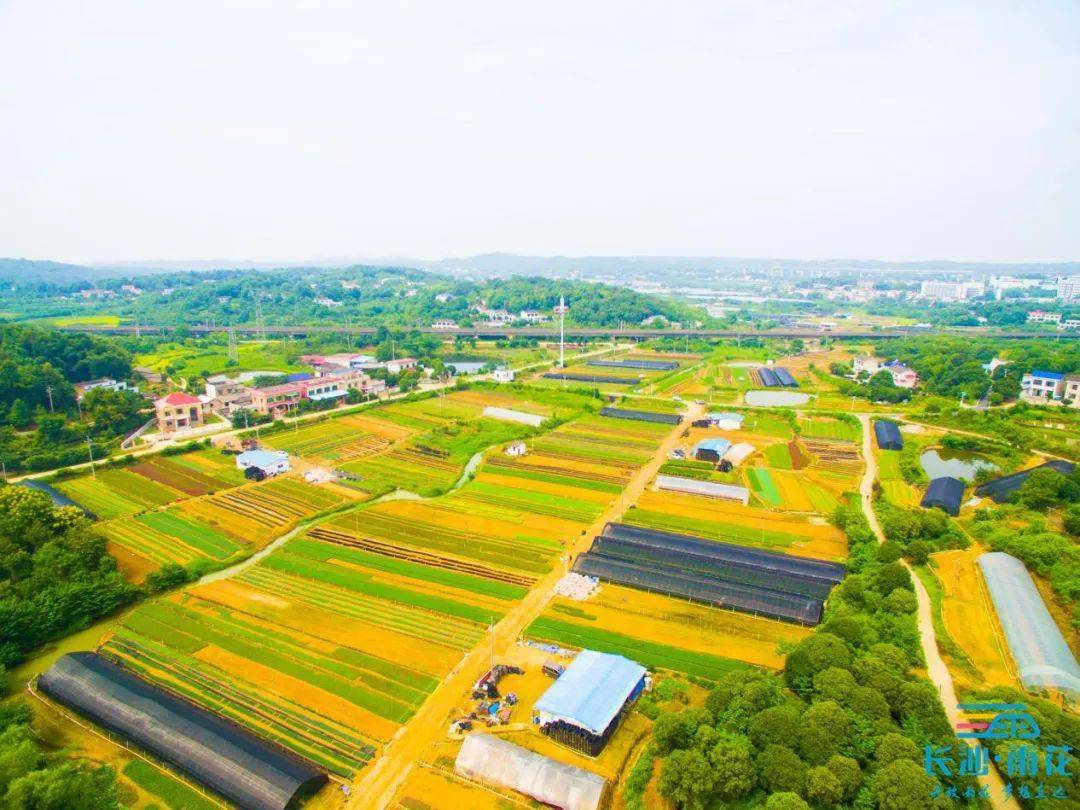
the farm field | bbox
[263,412,411,463]
[104,509,246,570]
[54,467,185,519]
[624,490,848,560]
[926,549,1017,690]
[179,475,355,546]
[134,339,305,377]
[537,583,809,671]
[91,401,677,789]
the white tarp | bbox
[722,443,755,467]
[455,734,606,810]
[656,474,750,505]
[482,406,544,427]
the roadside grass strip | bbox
[746,468,782,506]
[525,616,746,681]
[123,756,220,810]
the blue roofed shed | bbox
[236,450,291,477]
[534,651,647,754]
[693,438,733,455]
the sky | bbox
[1,0,1078,265]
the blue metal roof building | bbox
[693,438,733,455]
[534,651,646,755]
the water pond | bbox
[920,449,999,481]
[745,390,811,407]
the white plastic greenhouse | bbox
[481,406,544,427]
[978,552,1080,698]
[455,734,606,810]
[656,474,750,505]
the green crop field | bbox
[764,443,794,469]
[122,759,220,810]
[526,616,746,681]
[799,417,860,442]
[746,467,782,506]
[55,468,182,519]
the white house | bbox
[518,310,546,323]
[386,358,419,375]
[505,441,527,457]
[431,319,458,330]
[1028,310,1062,324]
[852,356,883,377]
[1022,370,1066,400]
[74,378,132,400]
[235,449,291,478]
[493,367,516,383]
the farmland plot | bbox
[532,583,810,672]
[264,413,409,462]
[104,510,244,569]
[55,468,184,519]
[180,475,354,546]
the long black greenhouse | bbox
[599,407,682,425]
[572,523,845,625]
[921,476,965,516]
[588,358,679,371]
[873,420,903,451]
[542,372,639,385]
[38,653,326,810]
[773,367,799,387]
[758,368,781,387]
[975,460,1076,503]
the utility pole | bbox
[554,295,569,368]
[45,385,54,413]
[86,437,97,478]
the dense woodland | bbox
[0,326,146,473]
[0,266,707,330]
[0,485,138,668]
[630,498,980,810]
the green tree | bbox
[765,793,810,810]
[757,744,808,795]
[657,749,715,810]
[1016,468,1066,510]
[708,738,755,800]
[825,755,863,802]
[870,759,942,810]
[806,765,844,806]
[874,733,920,765]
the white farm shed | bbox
[455,734,606,810]
[656,474,750,505]
[235,450,291,477]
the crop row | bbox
[526,616,746,681]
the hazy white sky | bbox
[1,0,1078,264]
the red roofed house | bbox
[154,392,205,435]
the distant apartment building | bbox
[1058,277,1080,302]
[919,280,985,301]
[1021,370,1066,401]
[154,392,204,435]
[1060,318,1080,331]
[1027,310,1062,324]
[431,319,458,330]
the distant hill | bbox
[0,258,115,283]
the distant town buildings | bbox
[1058,277,1080,302]
[431,319,458,330]
[1028,310,1062,324]
[918,280,985,302]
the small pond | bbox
[920,449,999,481]
[745,390,810,407]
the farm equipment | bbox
[542,660,565,679]
[471,664,524,699]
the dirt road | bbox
[347,404,700,808]
[857,415,1018,809]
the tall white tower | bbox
[554,295,569,367]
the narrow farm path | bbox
[857,415,1018,810]
[347,404,702,809]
